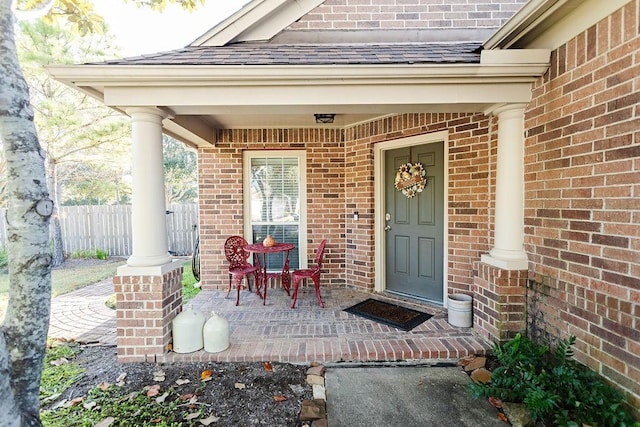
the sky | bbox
[92,0,248,57]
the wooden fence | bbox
[0,204,198,257]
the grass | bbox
[40,340,85,404]
[181,261,200,302]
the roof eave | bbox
[484,0,632,50]
[47,54,550,88]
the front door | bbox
[384,142,444,303]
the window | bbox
[243,151,307,270]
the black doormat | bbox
[343,298,432,331]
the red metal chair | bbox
[291,239,327,309]
[224,236,260,306]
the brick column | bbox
[472,261,527,343]
[114,261,183,363]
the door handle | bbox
[384,225,391,231]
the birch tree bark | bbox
[1,1,200,423]
[0,0,53,424]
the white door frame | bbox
[373,130,449,305]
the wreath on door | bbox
[394,162,427,198]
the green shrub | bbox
[69,248,108,260]
[0,247,7,270]
[69,249,96,259]
[95,248,108,260]
[470,333,639,426]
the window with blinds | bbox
[243,151,307,270]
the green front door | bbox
[384,142,444,303]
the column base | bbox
[114,261,184,363]
[481,251,528,270]
[126,253,173,268]
[473,261,528,343]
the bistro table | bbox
[244,242,295,305]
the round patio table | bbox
[244,242,295,305]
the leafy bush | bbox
[95,248,108,260]
[69,248,108,260]
[470,333,639,426]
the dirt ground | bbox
[51,345,313,426]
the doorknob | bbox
[384,225,391,231]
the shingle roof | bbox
[88,42,483,66]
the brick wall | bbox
[197,129,346,291]
[287,0,526,31]
[344,113,496,292]
[524,1,640,411]
[198,114,496,300]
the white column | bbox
[125,107,172,267]
[481,104,529,270]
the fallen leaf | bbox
[153,370,166,382]
[189,395,199,405]
[123,391,138,401]
[83,401,97,410]
[497,412,508,423]
[146,384,161,397]
[176,378,190,385]
[42,392,61,403]
[185,413,200,420]
[50,357,69,366]
[273,395,288,402]
[94,417,115,427]
[51,399,67,410]
[488,396,503,409]
[180,393,196,401]
[151,418,162,424]
[234,383,246,390]
[200,369,213,381]
[263,361,273,372]
[199,415,220,425]
[116,372,127,386]
[156,392,169,403]
[63,396,84,408]
[167,343,173,351]
[98,382,111,391]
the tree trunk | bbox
[0,0,53,425]
[47,161,64,267]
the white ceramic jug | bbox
[172,308,205,353]
[203,311,230,353]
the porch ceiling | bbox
[47,49,550,147]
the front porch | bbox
[160,285,492,364]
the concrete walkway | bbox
[325,365,503,427]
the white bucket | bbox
[447,293,473,327]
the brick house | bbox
[49,0,639,411]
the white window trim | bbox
[243,150,308,269]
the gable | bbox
[194,0,528,46]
